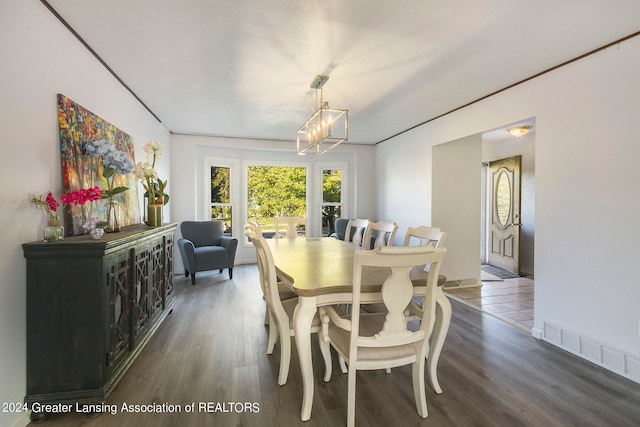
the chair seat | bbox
[193,246,229,270]
[278,282,297,301]
[328,312,417,363]
[194,246,228,256]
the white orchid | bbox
[135,141,168,205]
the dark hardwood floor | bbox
[34,264,640,426]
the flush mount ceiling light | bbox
[296,75,348,155]
[508,125,533,138]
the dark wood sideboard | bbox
[22,223,177,419]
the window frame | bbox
[314,161,349,237]
[203,156,239,236]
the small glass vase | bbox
[43,219,64,242]
[105,199,121,233]
[90,227,105,239]
[147,204,163,227]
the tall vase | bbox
[105,199,121,232]
[147,204,163,227]
[43,218,64,242]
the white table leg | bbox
[428,289,452,394]
[293,295,317,421]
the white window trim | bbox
[203,156,239,235]
[314,161,349,237]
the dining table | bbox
[266,237,452,421]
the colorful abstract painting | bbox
[58,94,141,235]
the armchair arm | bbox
[177,238,196,272]
[321,306,352,332]
[220,236,239,266]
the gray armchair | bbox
[329,218,351,240]
[177,220,238,284]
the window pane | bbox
[323,169,341,202]
[211,205,232,235]
[247,165,306,238]
[211,167,230,203]
[321,205,342,237]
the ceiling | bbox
[45,0,640,145]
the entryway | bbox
[445,275,534,332]
[446,119,536,332]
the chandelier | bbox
[296,75,348,155]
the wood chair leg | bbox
[412,357,428,418]
[229,267,233,280]
[266,312,278,355]
[339,356,348,374]
[347,368,357,427]
[190,273,196,285]
[277,327,291,386]
[318,332,332,382]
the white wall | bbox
[170,133,376,268]
[432,134,483,282]
[375,36,640,364]
[0,2,170,426]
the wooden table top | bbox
[266,237,429,297]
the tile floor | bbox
[444,275,535,332]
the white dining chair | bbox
[274,216,307,239]
[362,220,398,250]
[403,226,448,318]
[245,226,331,386]
[245,223,296,322]
[319,245,447,427]
[403,225,448,249]
[344,218,369,246]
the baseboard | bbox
[520,267,534,277]
[7,411,30,427]
[541,320,640,384]
[531,326,543,339]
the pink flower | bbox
[61,187,102,206]
[44,192,59,212]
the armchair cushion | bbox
[178,220,238,284]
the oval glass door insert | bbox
[496,170,511,226]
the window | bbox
[246,165,307,238]
[321,168,343,236]
[210,165,232,235]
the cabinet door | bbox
[164,232,175,306]
[132,243,152,345]
[105,250,132,372]
[149,236,165,319]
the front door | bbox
[488,156,521,274]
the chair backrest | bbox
[403,225,447,248]
[344,218,369,246]
[350,245,447,356]
[332,218,351,240]
[245,226,287,321]
[274,216,307,239]
[247,220,262,234]
[362,221,398,250]
[180,220,225,247]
